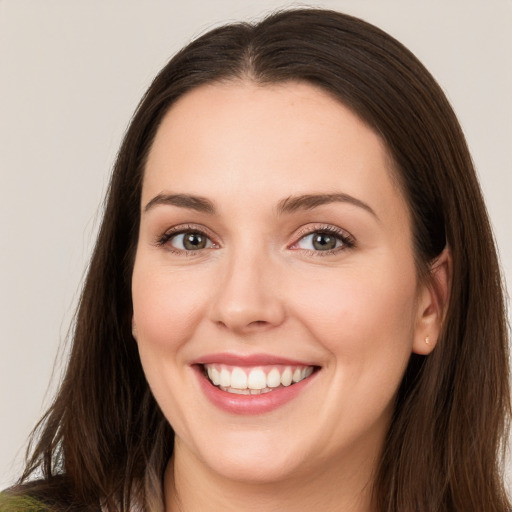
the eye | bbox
[170,231,213,251]
[297,232,343,251]
[156,227,217,252]
[290,226,355,254]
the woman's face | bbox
[132,81,436,485]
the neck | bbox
[164,442,378,512]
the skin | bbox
[131,81,448,512]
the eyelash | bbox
[290,224,355,256]
[155,224,217,255]
[154,223,355,256]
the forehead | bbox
[142,81,408,225]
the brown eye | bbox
[170,231,212,251]
[183,232,206,250]
[296,231,345,251]
[312,233,337,250]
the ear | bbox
[412,247,452,355]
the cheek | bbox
[131,258,210,432]
[291,261,418,437]
[131,260,209,353]
[292,261,418,365]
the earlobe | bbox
[132,318,138,340]
[412,247,452,355]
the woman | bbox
[3,8,510,512]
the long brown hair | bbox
[12,8,510,511]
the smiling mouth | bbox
[202,364,317,395]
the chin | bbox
[204,452,306,485]
[183,426,313,485]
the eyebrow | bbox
[144,193,216,214]
[277,193,378,219]
[143,191,377,219]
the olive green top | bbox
[0,493,51,512]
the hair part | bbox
[14,8,510,512]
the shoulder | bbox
[0,490,50,511]
[1,479,99,512]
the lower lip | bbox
[194,366,317,415]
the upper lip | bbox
[191,352,319,367]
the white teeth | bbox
[267,368,281,388]
[208,367,220,386]
[228,387,251,395]
[230,368,247,389]
[247,368,267,390]
[220,368,231,387]
[281,367,293,386]
[204,363,316,393]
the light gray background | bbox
[1,0,511,490]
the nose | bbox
[209,248,286,334]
